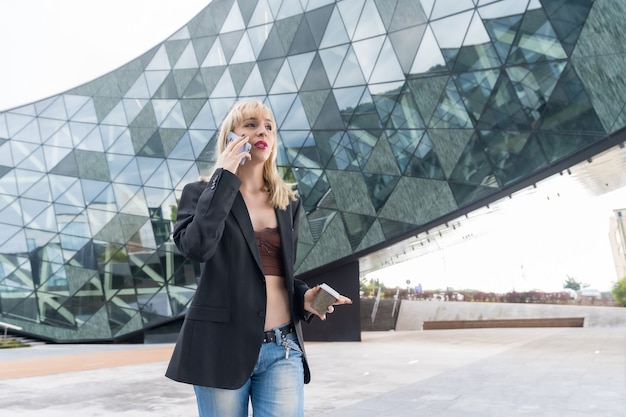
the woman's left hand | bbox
[304,286,352,320]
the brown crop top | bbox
[254,227,284,276]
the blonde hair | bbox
[201,100,297,210]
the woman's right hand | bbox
[216,134,250,173]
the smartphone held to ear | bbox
[227,131,251,165]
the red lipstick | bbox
[255,141,268,150]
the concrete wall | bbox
[395,300,626,330]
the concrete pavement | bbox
[0,327,624,416]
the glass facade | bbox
[0,0,624,341]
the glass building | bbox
[1,0,625,342]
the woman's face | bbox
[233,110,275,164]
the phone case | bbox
[227,131,251,165]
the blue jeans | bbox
[194,330,304,417]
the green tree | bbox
[563,275,588,291]
[612,277,626,307]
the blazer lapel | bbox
[276,205,295,286]
[231,193,295,283]
[230,193,263,272]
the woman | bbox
[165,100,352,417]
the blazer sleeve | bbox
[173,169,241,263]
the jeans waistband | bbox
[262,322,295,343]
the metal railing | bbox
[0,321,23,344]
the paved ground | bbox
[0,327,624,416]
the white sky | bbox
[0,1,624,293]
[0,0,211,111]
[369,177,626,293]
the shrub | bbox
[612,277,626,307]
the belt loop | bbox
[273,327,283,346]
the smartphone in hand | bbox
[227,131,251,165]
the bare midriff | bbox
[264,275,291,330]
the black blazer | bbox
[165,169,311,389]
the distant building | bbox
[609,209,626,280]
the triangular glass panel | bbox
[506,61,566,128]
[306,207,337,242]
[105,153,133,178]
[507,7,567,65]
[246,23,273,57]
[334,47,366,88]
[168,132,196,160]
[352,35,385,82]
[409,25,447,75]
[9,142,37,169]
[99,124,127,150]
[388,129,423,173]
[453,69,499,123]
[13,118,42,144]
[100,101,128,126]
[35,96,62,117]
[430,10,474,69]
[70,100,98,124]
[479,0,526,63]
[340,212,376,251]
[363,173,401,213]
[353,0,386,41]
[110,157,140,186]
[80,178,109,206]
[161,103,187,129]
[287,14,317,55]
[332,86,366,125]
[145,70,170,97]
[249,0,275,26]
[431,0,474,20]
[0,199,24,227]
[403,132,446,180]
[166,159,195,190]
[448,134,499,188]
[121,98,149,125]
[476,74,532,131]
[388,24,427,74]
[145,161,174,190]
[211,69,237,98]
[221,1,246,33]
[337,0,365,39]
[5,113,33,137]
[189,101,218,130]
[280,97,309,130]
[17,145,46,172]
[153,73,180,99]
[173,42,199,69]
[26,206,57,234]
[239,65,268,96]
[230,33,257,64]
[268,60,297,94]
[125,74,152,99]
[319,6,350,48]
[431,78,473,128]
[481,130,547,186]
[531,64,604,134]
[51,176,83,206]
[146,45,171,71]
[313,93,345,131]
[21,176,52,204]
[169,25,191,41]
[201,38,228,67]
[541,0,592,56]
[377,217,414,240]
